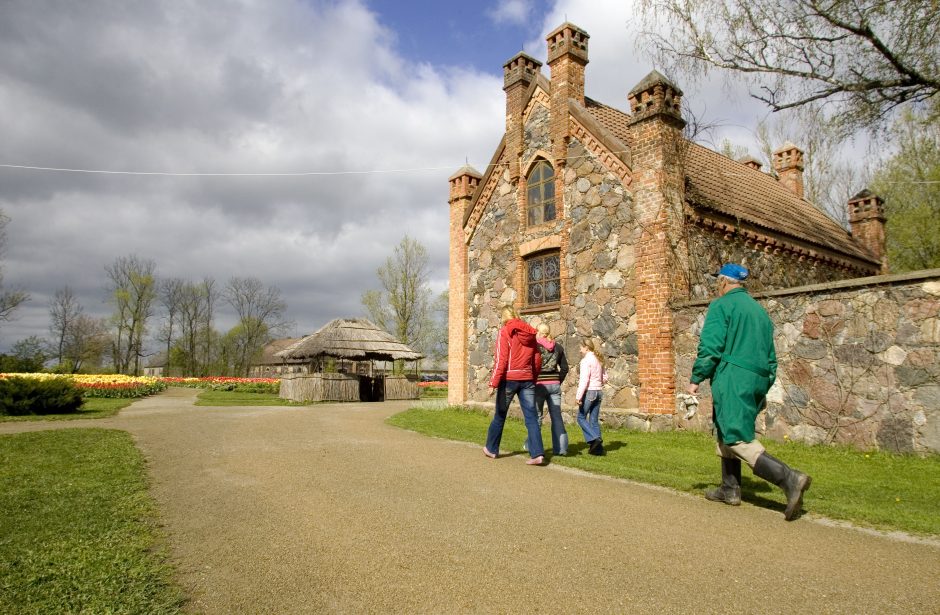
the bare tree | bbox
[49,286,83,366]
[0,210,29,324]
[157,278,185,376]
[754,106,871,225]
[105,255,157,375]
[201,277,218,374]
[224,277,290,376]
[361,236,433,352]
[62,314,110,373]
[639,0,940,134]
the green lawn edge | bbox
[194,389,311,406]
[0,428,185,613]
[0,397,134,422]
[387,405,940,537]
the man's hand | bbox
[488,386,496,397]
[686,382,699,395]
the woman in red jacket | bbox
[483,306,545,465]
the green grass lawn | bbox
[194,389,309,406]
[0,429,184,613]
[0,397,134,422]
[388,406,940,537]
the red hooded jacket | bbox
[490,318,542,387]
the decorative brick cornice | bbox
[689,210,879,275]
[522,87,551,125]
[464,150,507,245]
[569,114,632,187]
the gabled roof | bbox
[276,318,423,361]
[257,337,306,365]
[580,98,878,266]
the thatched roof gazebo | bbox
[276,318,423,403]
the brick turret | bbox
[448,165,481,404]
[547,23,589,171]
[503,52,541,183]
[628,70,688,416]
[848,189,888,273]
[773,142,805,198]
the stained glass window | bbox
[526,160,555,226]
[526,251,560,307]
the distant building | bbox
[249,338,309,377]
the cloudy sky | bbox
[0,0,768,353]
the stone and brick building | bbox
[447,22,894,431]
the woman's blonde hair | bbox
[581,337,605,367]
[501,305,518,322]
[536,323,552,339]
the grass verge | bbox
[0,429,184,613]
[0,397,134,422]
[388,405,940,537]
[194,389,309,406]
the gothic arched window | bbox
[526,160,555,226]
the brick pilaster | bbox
[503,53,541,183]
[628,71,688,415]
[448,166,481,405]
[547,22,589,216]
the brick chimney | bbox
[627,70,687,417]
[848,189,889,273]
[447,165,482,405]
[773,142,804,198]
[503,52,541,183]
[546,22,589,171]
[739,156,763,172]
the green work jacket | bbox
[691,287,777,444]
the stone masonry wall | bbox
[674,271,940,454]
[686,224,868,300]
[465,121,640,413]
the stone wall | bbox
[674,270,940,453]
[464,124,640,409]
[686,225,864,300]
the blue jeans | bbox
[485,380,545,458]
[535,383,568,454]
[577,389,603,443]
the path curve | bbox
[3,389,939,614]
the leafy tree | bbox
[156,278,185,376]
[224,277,289,376]
[362,236,433,353]
[0,210,29,325]
[105,255,157,375]
[870,106,940,271]
[0,336,49,372]
[639,0,940,134]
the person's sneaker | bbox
[588,440,606,456]
[483,447,497,459]
[525,455,545,465]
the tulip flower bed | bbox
[417,381,448,398]
[161,376,280,394]
[0,373,167,399]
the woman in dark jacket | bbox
[534,323,569,456]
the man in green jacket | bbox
[687,263,812,521]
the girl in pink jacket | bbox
[576,338,607,455]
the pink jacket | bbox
[576,351,605,401]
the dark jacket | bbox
[535,336,569,384]
[490,318,542,387]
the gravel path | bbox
[3,388,939,614]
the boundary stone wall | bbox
[674,269,940,454]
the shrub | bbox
[0,376,83,416]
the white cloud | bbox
[486,0,533,26]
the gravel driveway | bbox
[3,388,939,614]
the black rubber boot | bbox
[705,457,741,506]
[753,452,812,521]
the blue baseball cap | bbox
[716,263,749,281]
